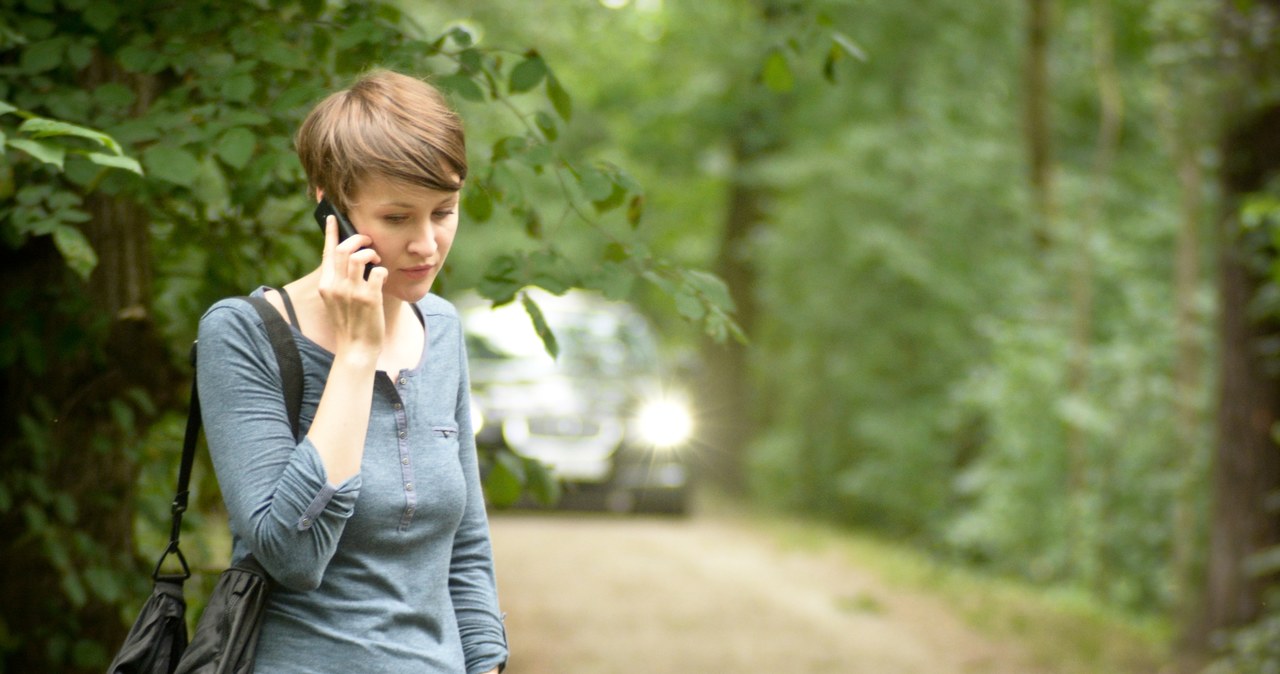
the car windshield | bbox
[465,298,660,378]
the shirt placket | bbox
[391,372,417,532]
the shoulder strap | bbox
[273,285,301,329]
[155,297,304,581]
[241,295,304,440]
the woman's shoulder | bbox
[416,292,460,320]
[198,290,273,340]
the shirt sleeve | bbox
[447,323,509,674]
[196,300,361,592]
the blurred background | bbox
[2,0,1279,672]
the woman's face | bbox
[345,175,461,303]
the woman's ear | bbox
[315,187,325,203]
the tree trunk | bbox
[1024,0,1056,253]
[1191,0,1280,648]
[699,112,777,495]
[1197,0,1280,633]
[1065,0,1123,591]
[0,59,176,672]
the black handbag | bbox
[108,296,302,674]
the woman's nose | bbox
[409,221,439,257]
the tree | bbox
[1197,0,1280,647]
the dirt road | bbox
[489,510,1051,674]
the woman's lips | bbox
[402,264,435,280]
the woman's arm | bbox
[302,214,386,484]
[196,218,387,591]
[448,320,509,674]
[198,303,359,591]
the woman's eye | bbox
[433,209,456,220]
[384,214,410,224]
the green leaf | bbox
[509,53,547,93]
[437,74,485,102]
[117,43,158,73]
[492,135,528,162]
[215,127,255,169]
[220,73,255,103]
[521,142,553,168]
[8,138,65,168]
[449,26,475,48]
[92,82,136,110]
[19,117,120,153]
[83,565,122,603]
[762,48,794,92]
[831,31,868,62]
[52,224,98,279]
[66,41,92,69]
[675,291,707,321]
[83,1,121,32]
[20,38,64,73]
[60,570,87,608]
[86,151,143,175]
[142,145,201,186]
[522,456,561,506]
[534,111,558,142]
[594,261,635,300]
[521,291,559,359]
[576,166,612,202]
[547,73,573,121]
[484,458,522,507]
[463,188,493,222]
[478,257,521,306]
[683,269,735,311]
[0,101,17,116]
[627,194,644,227]
[524,209,542,239]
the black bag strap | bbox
[153,295,303,581]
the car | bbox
[459,288,695,515]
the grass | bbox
[702,493,1180,674]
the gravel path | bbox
[489,510,1050,674]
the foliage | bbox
[1203,589,1280,674]
[0,102,143,278]
[738,0,1216,616]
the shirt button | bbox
[402,456,410,465]
[406,507,415,516]
[398,377,407,386]
[405,482,414,491]
[393,402,403,410]
[398,430,407,439]
[301,517,311,527]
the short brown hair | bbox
[295,69,466,211]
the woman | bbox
[196,69,507,674]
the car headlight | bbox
[635,397,694,450]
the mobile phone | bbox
[313,199,373,280]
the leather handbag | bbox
[108,296,301,674]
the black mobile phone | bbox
[313,199,373,280]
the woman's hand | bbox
[305,214,387,485]
[317,214,387,359]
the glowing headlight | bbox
[635,398,694,449]
[470,400,485,435]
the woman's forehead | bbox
[352,174,461,206]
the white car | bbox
[459,289,694,514]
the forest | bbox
[2,0,1279,672]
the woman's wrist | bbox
[331,343,380,370]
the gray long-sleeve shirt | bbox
[196,290,507,673]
